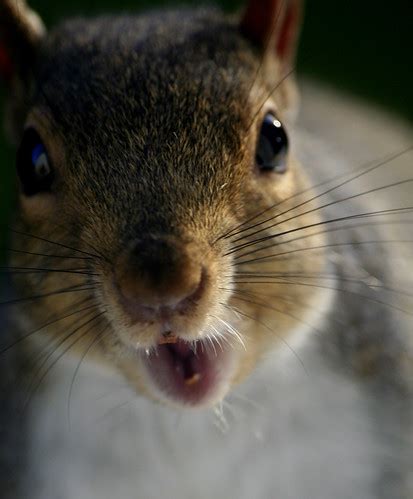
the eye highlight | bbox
[17,128,54,196]
[255,113,289,174]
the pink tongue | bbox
[142,338,226,405]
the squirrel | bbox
[0,0,412,498]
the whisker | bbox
[0,266,99,276]
[232,272,413,298]
[236,236,413,267]
[232,279,413,316]
[228,206,413,260]
[67,321,111,428]
[2,248,94,260]
[9,227,103,260]
[214,328,233,349]
[228,147,413,245]
[22,311,107,411]
[229,290,326,346]
[246,65,297,132]
[24,308,101,377]
[95,398,135,426]
[221,301,308,375]
[242,0,286,106]
[208,315,239,350]
[0,283,99,308]
[228,176,413,256]
[205,333,218,356]
[208,324,226,352]
[214,315,247,351]
[218,148,412,242]
[0,297,96,356]
[78,238,110,263]
[212,400,229,433]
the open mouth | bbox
[141,337,235,406]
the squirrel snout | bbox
[114,236,206,319]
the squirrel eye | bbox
[17,128,54,196]
[255,113,289,174]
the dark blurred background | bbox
[1,0,412,255]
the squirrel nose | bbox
[115,236,205,313]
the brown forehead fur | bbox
[22,8,293,256]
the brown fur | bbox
[3,1,327,405]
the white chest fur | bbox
[14,83,413,499]
[24,337,387,499]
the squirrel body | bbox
[0,2,412,498]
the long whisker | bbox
[95,398,135,427]
[228,147,413,244]
[213,328,234,349]
[221,301,308,375]
[22,311,107,411]
[232,279,413,316]
[2,248,94,260]
[218,148,411,242]
[67,322,111,428]
[24,308,101,378]
[228,207,413,260]
[236,236,413,267]
[233,272,413,298]
[226,283,349,336]
[0,283,99,308]
[243,0,287,105]
[0,266,99,276]
[246,65,297,132]
[208,324,226,352]
[212,315,246,351]
[0,297,96,356]
[229,290,326,341]
[227,179,413,256]
[9,227,103,260]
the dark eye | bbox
[16,128,54,196]
[255,113,289,173]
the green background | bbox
[1,0,412,254]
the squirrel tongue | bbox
[141,338,231,406]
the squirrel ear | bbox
[240,0,302,69]
[0,0,45,84]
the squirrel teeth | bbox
[185,373,201,386]
[158,334,178,345]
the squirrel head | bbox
[1,0,328,408]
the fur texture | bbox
[0,2,412,498]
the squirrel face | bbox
[2,1,328,407]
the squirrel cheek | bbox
[18,192,56,221]
[259,165,296,203]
